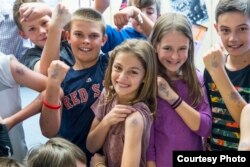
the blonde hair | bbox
[104,39,157,113]
[0,157,24,167]
[26,137,86,167]
[67,8,106,35]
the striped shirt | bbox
[0,0,32,60]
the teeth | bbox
[79,48,91,52]
[117,82,128,88]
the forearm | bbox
[92,0,110,13]
[238,104,250,150]
[147,161,156,167]
[40,81,61,138]
[210,68,247,124]
[40,25,62,75]
[5,94,42,130]
[175,101,201,131]
[133,7,154,36]
[87,120,111,153]
[159,85,201,131]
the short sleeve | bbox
[91,89,107,121]
[0,53,17,88]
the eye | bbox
[113,65,122,71]
[146,9,155,15]
[180,47,187,51]
[28,27,35,32]
[130,70,139,75]
[89,33,100,39]
[239,27,248,32]
[220,28,229,34]
[74,32,83,38]
[42,21,48,27]
[163,47,172,51]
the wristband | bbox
[171,96,183,109]
[42,99,61,110]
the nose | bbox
[118,71,128,81]
[228,31,238,42]
[171,50,179,60]
[39,26,47,34]
[82,37,90,44]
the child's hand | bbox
[47,60,70,85]
[157,76,179,105]
[90,153,106,167]
[114,6,140,30]
[203,43,227,74]
[50,3,71,30]
[0,116,11,130]
[19,2,52,23]
[103,105,136,126]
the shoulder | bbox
[195,69,205,85]
[125,111,144,131]
[0,53,12,66]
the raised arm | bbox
[40,60,69,138]
[157,76,211,137]
[39,3,71,75]
[92,0,110,13]
[203,44,247,124]
[113,6,154,36]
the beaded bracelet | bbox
[42,99,61,110]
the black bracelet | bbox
[171,96,183,109]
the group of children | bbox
[0,0,249,167]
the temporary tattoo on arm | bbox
[211,56,218,68]
[15,64,25,76]
[229,91,241,107]
[51,68,59,79]
[159,82,169,97]
[158,82,177,105]
[131,118,138,126]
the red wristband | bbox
[42,99,61,110]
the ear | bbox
[101,34,108,46]
[65,31,71,44]
[19,31,28,39]
[214,23,219,33]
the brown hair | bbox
[104,39,157,113]
[215,0,250,23]
[0,157,24,167]
[13,0,44,30]
[149,13,203,106]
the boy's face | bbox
[215,11,250,57]
[132,3,158,35]
[140,3,158,23]
[19,15,51,48]
[66,20,107,69]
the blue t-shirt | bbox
[102,24,146,53]
[59,53,109,165]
